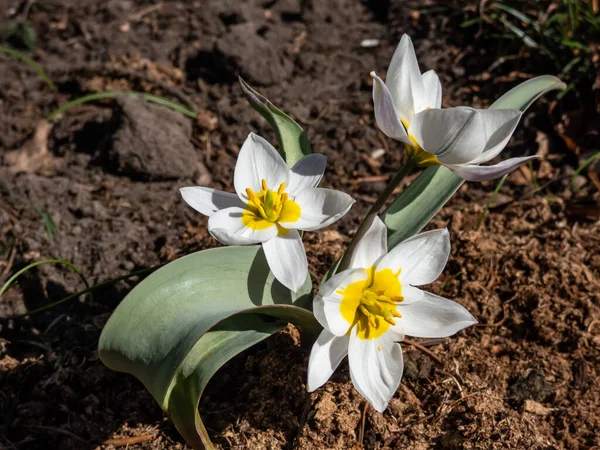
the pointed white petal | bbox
[233,133,289,201]
[409,107,489,164]
[421,70,442,109]
[386,34,424,125]
[279,188,355,231]
[348,330,404,413]
[261,230,308,292]
[314,268,369,336]
[397,290,477,338]
[208,207,277,245]
[447,155,539,182]
[307,330,349,392]
[348,216,387,270]
[287,154,327,196]
[470,109,523,164]
[377,228,450,286]
[370,72,411,144]
[180,187,244,217]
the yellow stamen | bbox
[339,267,404,341]
[246,188,259,205]
[242,179,301,229]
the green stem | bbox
[338,158,417,272]
[46,91,198,122]
[4,265,160,319]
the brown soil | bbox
[1,1,599,449]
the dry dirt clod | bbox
[107,97,198,180]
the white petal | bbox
[208,207,277,245]
[377,228,450,286]
[261,230,308,292]
[386,34,424,125]
[470,109,523,164]
[307,330,349,392]
[233,133,289,201]
[314,268,369,336]
[348,216,387,270]
[397,290,477,338]
[447,155,540,182]
[180,187,244,217]
[348,330,404,413]
[279,188,355,231]
[421,70,442,109]
[287,154,327,196]
[409,107,487,164]
[370,72,411,144]
[400,284,424,305]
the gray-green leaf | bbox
[382,75,566,247]
[239,77,311,167]
[99,246,319,449]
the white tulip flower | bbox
[307,217,476,412]
[180,132,355,292]
[371,34,538,181]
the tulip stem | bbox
[338,157,417,272]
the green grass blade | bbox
[6,265,159,319]
[572,151,600,193]
[498,16,539,48]
[0,258,90,298]
[46,91,198,122]
[476,173,508,230]
[0,46,55,90]
[34,208,59,241]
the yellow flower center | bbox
[339,267,404,340]
[401,118,439,168]
[242,179,301,233]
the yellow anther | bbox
[281,193,288,203]
[368,315,377,328]
[377,290,385,296]
[373,302,384,312]
[277,182,286,195]
[257,204,268,219]
[384,317,396,326]
[261,179,268,190]
[246,188,259,204]
[359,305,371,317]
[391,295,404,303]
[391,309,402,318]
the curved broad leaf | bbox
[239,77,311,167]
[490,75,566,111]
[99,246,319,449]
[382,75,565,248]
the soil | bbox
[1,1,599,449]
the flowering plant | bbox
[98,35,565,449]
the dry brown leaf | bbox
[4,120,53,174]
[523,399,553,416]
